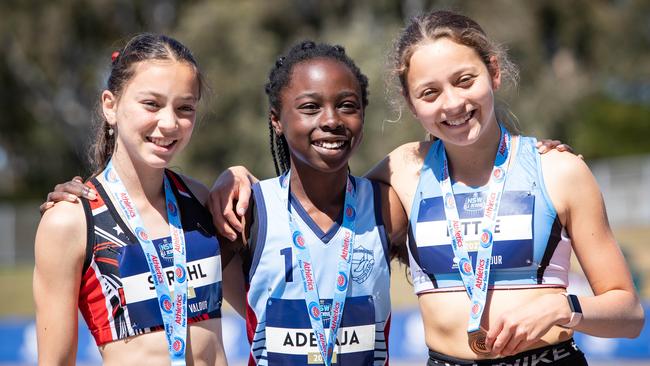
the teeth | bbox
[446,112,472,126]
[148,137,175,147]
[313,140,345,149]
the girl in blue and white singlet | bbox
[365,10,643,366]
[221,41,405,366]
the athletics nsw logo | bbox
[480,229,493,248]
[444,192,455,209]
[492,167,505,183]
[292,232,306,250]
[308,301,321,320]
[172,337,185,356]
[167,202,178,217]
[345,205,356,220]
[459,258,472,276]
[175,264,186,283]
[160,294,173,314]
[336,272,348,291]
[104,168,119,183]
[135,227,148,242]
[471,301,482,319]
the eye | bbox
[420,88,439,100]
[142,100,160,110]
[457,75,476,88]
[339,100,359,112]
[298,103,320,113]
[178,104,196,113]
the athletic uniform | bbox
[244,174,391,365]
[78,170,222,346]
[408,136,587,365]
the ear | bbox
[488,56,501,91]
[270,109,283,136]
[101,90,118,126]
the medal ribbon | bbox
[102,160,188,365]
[281,171,356,366]
[438,125,514,333]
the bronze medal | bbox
[468,329,490,355]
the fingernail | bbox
[88,191,97,200]
[237,207,246,216]
[68,194,78,202]
[229,234,237,242]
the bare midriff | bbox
[98,318,227,366]
[419,287,573,360]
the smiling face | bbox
[102,60,200,169]
[271,58,364,174]
[406,37,501,147]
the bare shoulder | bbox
[540,149,600,218]
[539,149,594,185]
[35,201,87,262]
[176,173,210,206]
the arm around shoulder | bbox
[541,151,644,338]
[34,201,88,364]
[377,182,408,264]
[365,141,427,185]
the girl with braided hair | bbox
[226,40,406,365]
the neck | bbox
[109,151,165,204]
[288,161,348,219]
[443,121,502,187]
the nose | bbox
[319,106,343,131]
[157,106,178,131]
[440,87,465,116]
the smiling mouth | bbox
[312,140,347,150]
[146,136,177,148]
[443,110,475,126]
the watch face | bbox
[568,294,582,313]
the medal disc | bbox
[468,329,490,355]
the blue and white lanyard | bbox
[281,171,356,366]
[438,125,514,333]
[102,160,188,365]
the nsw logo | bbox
[470,301,482,319]
[444,192,455,209]
[292,231,306,250]
[172,337,185,356]
[459,258,473,276]
[308,301,321,320]
[336,271,348,291]
[135,227,149,242]
[345,205,356,220]
[160,294,173,314]
[167,202,178,217]
[175,264,186,283]
[480,229,493,248]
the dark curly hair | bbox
[264,40,369,176]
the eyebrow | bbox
[411,65,480,91]
[294,90,360,101]
[136,91,197,102]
